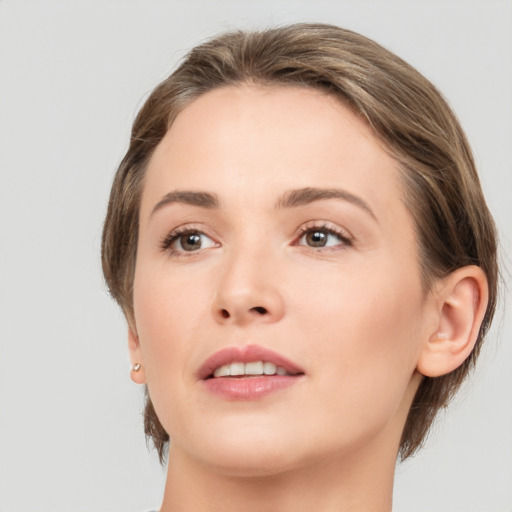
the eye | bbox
[296,225,352,249]
[300,229,339,248]
[161,229,217,254]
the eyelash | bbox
[159,222,353,257]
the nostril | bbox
[251,306,268,315]
[220,309,230,319]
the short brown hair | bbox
[101,23,498,462]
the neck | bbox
[160,439,396,512]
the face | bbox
[131,85,435,475]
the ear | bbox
[417,265,489,378]
[128,321,146,385]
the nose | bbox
[211,251,285,326]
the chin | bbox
[177,421,310,477]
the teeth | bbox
[212,361,289,378]
[230,362,245,376]
[263,362,277,375]
[213,365,230,378]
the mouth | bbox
[198,345,305,400]
[197,344,304,380]
[209,360,300,379]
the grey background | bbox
[0,1,511,511]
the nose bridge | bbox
[212,237,285,325]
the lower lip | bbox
[203,375,302,400]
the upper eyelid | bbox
[294,220,353,239]
[164,222,217,238]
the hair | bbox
[101,23,498,462]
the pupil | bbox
[182,233,201,251]
[307,230,327,247]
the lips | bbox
[197,344,305,400]
[197,344,304,380]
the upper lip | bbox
[197,344,305,380]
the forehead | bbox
[142,84,405,220]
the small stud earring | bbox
[132,363,142,372]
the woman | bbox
[102,24,497,511]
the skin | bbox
[128,85,488,511]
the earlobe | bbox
[128,323,146,385]
[416,266,489,378]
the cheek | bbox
[299,262,424,427]
[292,255,424,351]
[132,266,209,380]
[132,269,212,435]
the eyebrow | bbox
[151,190,219,216]
[276,187,377,220]
[150,186,376,221]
